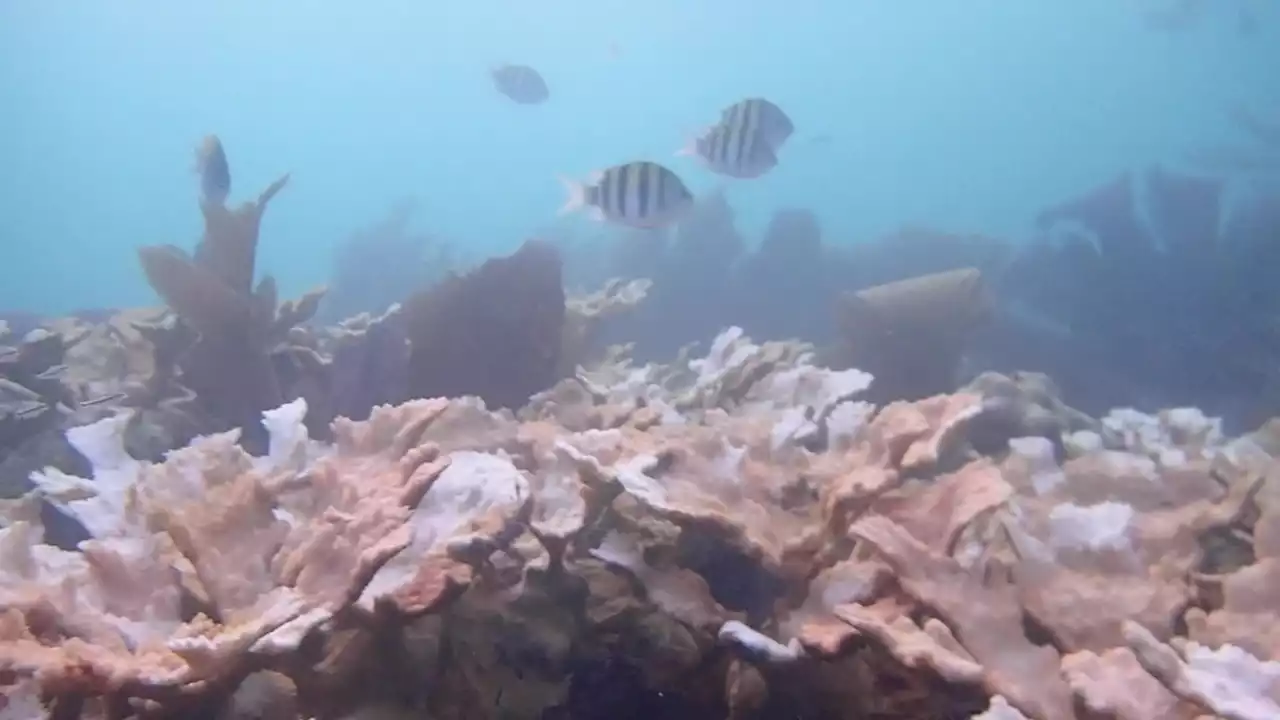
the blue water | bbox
[1,0,1274,314]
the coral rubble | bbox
[1,326,1275,719]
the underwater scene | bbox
[2,1,1279,718]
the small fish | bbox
[490,63,549,105]
[716,98,793,154]
[678,120,778,179]
[558,161,693,228]
[194,134,230,207]
[719,98,794,151]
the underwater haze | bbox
[7,3,1280,718]
[1,0,1274,314]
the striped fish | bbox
[679,118,778,179]
[558,161,693,228]
[720,97,794,151]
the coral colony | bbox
[0,167,1278,719]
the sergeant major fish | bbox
[194,134,230,207]
[678,115,778,179]
[558,161,693,229]
[718,98,794,152]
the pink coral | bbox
[0,327,1275,719]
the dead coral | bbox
[829,267,992,404]
[963,371,1100,460]
[559,277,652,377]
[0,320,149,507]
[322,305,411,423]
[845,227,1011,292]
[402,239,566,411]
[0,327,1277,720]
[137,174,332,450]
[0,326,81,481]
[2,397,462,719]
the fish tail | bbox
[678,123,720,159]
[557,175,586,216]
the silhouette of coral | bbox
[829,268,992,404]
[402,239,566,410]
[136,174,333,450]
[590,195,1006,376]
[325,305,411,422]
[999,167,1280,430]
[842,226,1010,290]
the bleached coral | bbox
[0,326,1276,720]
[1102,405,1226,465]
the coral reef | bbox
[0,311,199,526]
[322,306,412,424]
[998,166,1280,429]
[401,239,567,411]
[548,166,1279,432]
[5,131,1280,719]
[131,179,630,449]
[1,198,644,561]
[0,323,85,470]
[136,174,335,450]
[579,194,1006,370]
[827,267,992,405]
[558,277,652,378]
[961,371,1100,460]
[1,326,1276,719]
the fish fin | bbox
[586,169,605,184]
[557,175,586,216]
[680,123,721,156]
